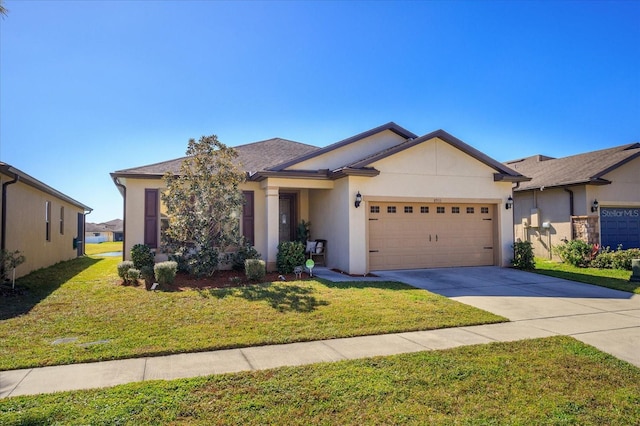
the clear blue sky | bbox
[1,1,638,223]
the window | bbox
[404,206,413,213]
[94,233,100,237]
[242,191,255,245]
[370,206,380,213]
[466,207,475,214]
[436,206,445,214]
[60,206,65,235]
[45,201,51,241]
[481,207,489,214]
[420,206,429,213]
[387,206,397,213]
[144,189,159,248]
[452,207,460,214]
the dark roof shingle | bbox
[505,143,640,191]
[112,138,320,177]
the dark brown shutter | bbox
[242,191,254,245]
[144,189,158,248]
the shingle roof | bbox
[505,143,640,191]
[112,138,320,177]
[0,162,92,211]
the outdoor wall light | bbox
[505,196,513,210]
[591,199,599,212]
[354,191,362,208]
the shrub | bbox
[245,259,266,282]
[591,246,615,269]
[131,244,155,270]
[231,242,261,271]
[553,240,592,267]
[512,241,535,270]
[154,261,178,286]
[296,220,311,243]
[140,265,155,286]
[170,245,219,277]
[612,247,640,270]
[591,246,640,271]
[276,241,305,274]
[127,268,140,285]
[117,261,134,284]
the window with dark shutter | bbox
[242,191,255,245]
[144,189,159,248]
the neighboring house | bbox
[111,122,527,274]
[505,143,640,259]
[0,162,92,278]
[85,219,124,243]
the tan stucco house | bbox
[111,122,528,274]
[85,219,124,243]
[1,162,92,278]
[505,143,640,259]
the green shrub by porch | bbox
[117,261,134,284]
[245,259,266,281]
[154,261,178,286]
[276,241,305,274]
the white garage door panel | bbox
[368,202,495,270]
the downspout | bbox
[564,188,574,216]
[113,177,126,261]
[1,173,20,278]
[1,173,19,252]
[564,188,574,244]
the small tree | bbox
[1,250,26,289]
[162,135,246,277]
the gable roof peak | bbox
[267,122,418,171]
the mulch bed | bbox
[120,270,303,291]
[168,270,295,291]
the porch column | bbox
[265,186,279,272]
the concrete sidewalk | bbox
[0,322,556,398]
[2,267,639,398]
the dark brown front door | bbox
[278,193,297,242]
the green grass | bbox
[535,258,640,294]
[2,336,639,425]
[0,257,505,370]
[84,242,123,255]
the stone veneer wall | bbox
[571,215,600,245]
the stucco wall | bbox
[286,130,406,171]
[513,188,573,260]
[513,157,640,259]
[309,137,515,274]
[309,180,351,273]
[121,178,166,260]
[588,157,640,208]
[1,176,84,278]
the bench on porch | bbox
[305,239,327,266]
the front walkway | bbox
[1,267,638,398]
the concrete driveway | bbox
[375,267,640,367]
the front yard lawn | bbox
[535,258,639,294]
[2,336,639,424]
[0,257,505,370]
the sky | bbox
[1,1,638,223]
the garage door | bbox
[600,207,640,249]
[368,202,495,270]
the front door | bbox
[278,193,297,242]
